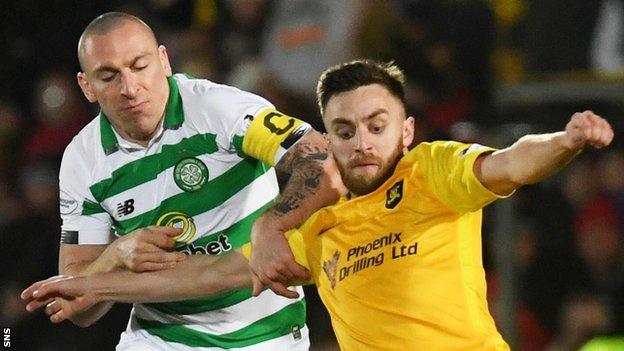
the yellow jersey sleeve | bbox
[240,229,314,286]
[412,141,512,213]
[241,108,311,166]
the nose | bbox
[354,130,373,153]
[120,72,139,98]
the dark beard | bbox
[339,140,404,197]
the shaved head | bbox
[74,11,172,146]
[78,12,157,71]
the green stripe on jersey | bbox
[180,200,272,250]
[137,299,306,348]
[145,202,273,314]
[89,133,218,202]
[232,134,245,158]
[147,289,253,315]
[82,199,106,215]
[113,157,269,234]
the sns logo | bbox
[3,327,10,348]
[157,212,197,244]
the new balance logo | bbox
[116,199,135,217]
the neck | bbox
[113,116,164,147]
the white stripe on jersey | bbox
[133,287,305,335]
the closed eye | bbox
[100,73,116,82]
[133,63,148,71]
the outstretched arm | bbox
[250,131,345,297]
[56,226,185,327]
[22,251,252,324]
[476,111,614,195]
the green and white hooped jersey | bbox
[59,74,310,350]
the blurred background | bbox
[1,1,623,350]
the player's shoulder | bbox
[172,73,273,111]
[62,116,102,162]
[404,140,471,161]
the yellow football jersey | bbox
[285,141,512,350]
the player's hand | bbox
[109,226,186,272]
[249,220,309,299]
[21,275,98,323]
[563,111,614,150]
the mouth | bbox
[351,162,379,172]
[122,101,148,112]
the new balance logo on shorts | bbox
[116,199,135,217]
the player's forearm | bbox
[75,255,119,276]
[87,252,252,304]
[61,264,115,328]
[58,245,116,327]
[61,258,113,328]
[68,302,114,327]
[490,131,581,186]
[59,244,119,278]
[262,130,345,232]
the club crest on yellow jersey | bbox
[322,251,340,289]
[386,180,404,209]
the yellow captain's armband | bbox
[242,108,311,166]
[241,229,313,285]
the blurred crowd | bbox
[1,1,623,350]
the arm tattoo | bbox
[272,142,328,216]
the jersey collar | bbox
[99,75,184,155]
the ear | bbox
[402,116,415,150]
[76,72,97,103]
[158,45,173,77]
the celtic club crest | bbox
[174,157,208,192]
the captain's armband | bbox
[242,108,311,165]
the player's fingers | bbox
[21,275,69,300]
[266,281,300,299]
[148,226,183,241]
[588,118,613,148]
[22,282,44,300]
[148,232,179,250]
[149,225,183,237]
[251,274,267,297]
[272,263,296,281]
[582,110,596,119]
[50,309,66,324]
[31,277,76,300]
[598,119,614,147]
[25,297,54,313]
[567,113,590,144]
[571,111,590,127]
[45,300,62,316]
[581,119,594,143]
[140,251,186,264]
[154,251,186,264]
[264,269,289,283]
[161,251,187,262]
[283,262,311,282]
[135,260,178,272]
[274,263,309,282]
[589,116,603,142]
